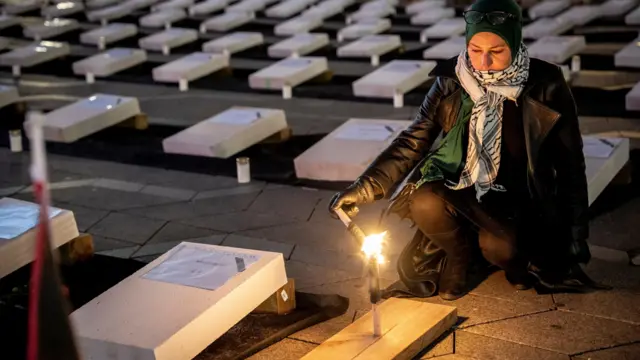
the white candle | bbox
[236,157,251,183]
[9,130,22,152]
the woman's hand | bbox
[328,176,383,219]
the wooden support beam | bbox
[260,126,292,144]
[253,278,296,315]
[58,233,94,266]
[117,113,149,130]
[301,298,457,360]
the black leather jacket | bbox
[361,57,589,242]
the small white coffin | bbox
[86,0,122,8]
[583,136,630,205]
[33,94,141,142]
[302,1,344,19]
[266,0,316,18]
[153,52,229,90]
[0,85,19,109]
[337,18,391,42]
[139,28,198,55]
[200,12,254,33]
[274,15,323,36]
[353,60,436,107]
[626,81,640,111]
[202,32,264,56]
[527,35,586,64]
[598,0,637,17]
[152,0,194,11]
[139,8,186,28]
[80,23,138,50]
[125,0,163,10]
[86,4,131,24]
[626,6,640,25]
[614,39,640,68]
[347,5,395,23]
[163,107,288,158]
[42,1,85,18]
[405,0,446,15]
[73,48,147,80]
[71,242,288,360]
[0,15,20,30]
[294,118,411,181]
[188,0,229,16]
[528,0,570,19]
[0,41,70,72]
[423,36,465,59]
[268,33,329,58]
[0,198,79,280]
[410,7,455,26]
[555,5,600,27]
[420,18,465,40]
[2,0,41,15]
[337,35,401,66]
[248,57,328,98]
[23,18,80,40]
[522,17,572,39]
[226,0,269,13]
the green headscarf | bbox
[465,0,523,59]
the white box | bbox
[583,137,629,205]
[42,1,85,18]
[353,60,436,100]
[0,41,70,68]
[80,23,138,49]
[555,5,600,27]
[302,0,353,20]
[23,18,80,40]
[337,35,401,65]
[200,12,253,32]
[626,81,640,111]
[71,242,287,360]
[522,17,573,39]
[139,28,198,55]
[405,0,446,15]
[337,18,391,42]
[360,0,395,11]
[163,107,288,158]
[124,0,162,10]
[249,57,328,98]
[188,0,229,16]
[274,15,322,36]
[528,35,586,64]
[2,0,41,15]
[423,36,465,59]
[0,198,79,280]
[0,15,20,29]
[626,6,640,25]
[614,39,640,68]
[153,52,229,89]
[347,5,395,23]
[152,0,194,11]
[226,0,268,13]
[294,118,411,181]
[72,48,147,78]
[0,85,19,109]
[202,32,264,56]
[266,0,316,18]
[421,18,465,39]
[598,0,638,17]
[86,4,131,23]
[528,0,570,19]
[268,33,329,58]
[410,7,455,26]
[139,8,186,28]
[30,94,141,142]
[86,0,122,8]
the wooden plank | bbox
[301,298,457,360]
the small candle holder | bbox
[9,129,22,153]
[236,157,251,184]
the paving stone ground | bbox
[1,147,639,360]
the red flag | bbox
[26,114,80,360]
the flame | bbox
[361,231,386,264]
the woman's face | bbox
[467,32,512,71]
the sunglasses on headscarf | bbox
[463,10,518,25]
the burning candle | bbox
[362,232,386,337]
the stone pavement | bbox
[1,147,639,360]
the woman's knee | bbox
[409,186,448,219]
[478,231,519,268]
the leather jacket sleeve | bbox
[547,66,589,241]
[359,77,448,197]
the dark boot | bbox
[506,270,535,290]
[430,228,471,301]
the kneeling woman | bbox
[329,0,592,300]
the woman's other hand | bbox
[328,176,384,219]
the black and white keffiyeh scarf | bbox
[447,43,530,201]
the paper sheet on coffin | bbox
[24,94,141,143]
[294,118,411,181]
[0,197,79,279]
[162,107,288,158]
[71,242,287,360]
